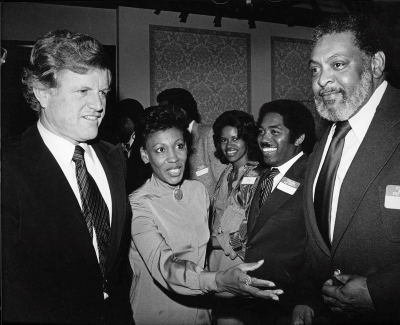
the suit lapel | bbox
[248,155,307,241]
[304,129,332,256]
[22,126,99,266]
[331,86,400,252]
[93,143,126,276]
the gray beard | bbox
[315,69,372,122]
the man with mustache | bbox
[292,13,400,325]
[235,99,316,324]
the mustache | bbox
[259,142,274,148]
[318,87,345,97]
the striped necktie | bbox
[72,145,110,278]
[259,168,280,208]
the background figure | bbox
[129,105,283,325]
[157,87,225,196]
[114,98,152,193]
[2,30,133,324]
[243,100,316,324]
[208,110,263,325]
[292,13,400,325]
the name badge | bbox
[242,177,257,185]
[384,185,400,209]
[277,177,300,195]
[196,167,209,177]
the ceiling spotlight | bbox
[179,11,189,23]
[248,19,256,29]
[214,14,222,27]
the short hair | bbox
[156,88,200,123]
[22,29,111,114]
[258,100,316,155]
[137,105,191,148]
[115,98,144,127]
[312,13,386,59]
[213,110,261,164]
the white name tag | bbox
[196,167,209,177]
[385,185,400,209]
[277,177,300,195]
[241,177,257,185]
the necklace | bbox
[173,186,183,201]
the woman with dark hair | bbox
[209,110,263,324]
[128,106,282,325]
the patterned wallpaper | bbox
[271,36,329,136]
[150,25,251,125]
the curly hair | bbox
[136,105,191,149]
[21,29,111,115]
[258,100,317,155]
[312,13,387,60]
[213,110,261,164]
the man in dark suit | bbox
[292,14,400,325]
[239,100,316,323]
[156,88,225,196]
[2,30,133,324]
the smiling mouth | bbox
[261,147,277,154]
[83,115,100,121]
[225,149,238,157]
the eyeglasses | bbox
[1,47,7,64]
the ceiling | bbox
[28,0,400,36]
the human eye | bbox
[333,62,346,70]
[309,66,320,76]
[258,128,265,136]
[232,136,239,142]
[176,142,186,150]
[99,90,109,98]
[220,138,228,143]
[78,89,88,95]
[155,147,165,154]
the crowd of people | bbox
[2,12,399,325]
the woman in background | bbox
[209,110,263,324]
[129,105,282,325]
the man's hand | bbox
[322,273,374,315]
[291,305,314,325]
[215,260,283,299]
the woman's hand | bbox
[215,260,283,299]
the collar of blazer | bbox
[247,154,308,241]
[20,124,127,277]
[305,84,400,256]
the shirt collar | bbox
[347,80,387,141]
[37,120,93,164]
[273,151,304,175]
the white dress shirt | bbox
[272,151,304,191]
[37,120,112,261]
[313,81,388,242]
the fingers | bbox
[323,278,333,286]
[237,260,264,272]
[334,273,351,284]
[250,277,277,287]
[240,283,283,300]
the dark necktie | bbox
[259,168,280,208]
[314,121,352,248]
[231,168,279,259]
[72,146,110,278]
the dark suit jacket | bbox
[245,154,308,311]
[2,125,133,324]
[297,85,400,323]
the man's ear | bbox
[295,134,305,147]
[140,147,149,164]
[33,87,51,109]
[371,51,385,79]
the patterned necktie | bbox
[72,145,110,278]
[259,168,280,208]
[314,121,352,248]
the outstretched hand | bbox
[215,260,283,300]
